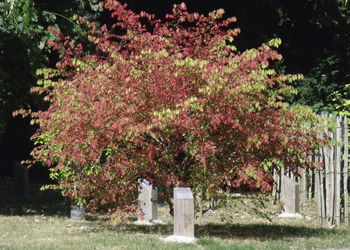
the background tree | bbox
[0,0,103,134]
[269,0,350,112]
[0,0,103,177]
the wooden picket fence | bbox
[273,113,349,226]
[314,114,348,225]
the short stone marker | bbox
[164,187,196,243]
[70,203,85,220]
[279,175,302,218]
[13,161,31,200]
[134,178,163,225]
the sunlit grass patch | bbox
[0,183,350,249]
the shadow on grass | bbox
[115,222,338,241]
[0,180,342,242]
[195,223,337,240]
[0,180,68,217]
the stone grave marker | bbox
[164,187,196,243]
[70,203,85,220]
[279,174,302,218]
[13,161,30,200]
[134,178,163,225]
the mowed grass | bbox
[1,182,350,250]
[1,215,350,250]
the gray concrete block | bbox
[137,178,158,222]
[174,187,194,238]
[280,175,301,217]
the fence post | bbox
[343,116,349,224]
[334,116,342,225]
[315,168,324,224]
[272,169,280,202]
[300,168,307,205]
[309,168,315,200]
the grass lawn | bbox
[0,181,349,250]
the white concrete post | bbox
[70,203,85,220]
[163,187,196,243]
[135,179,163,225]
[279,175,302,218]
[174,188,194,237]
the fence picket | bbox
[274,113,348,225]
[344,116,349,224]
[300,168,307,205]
[334,116,342,225]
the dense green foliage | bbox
[0,0,102,136]
[279,0,350,112]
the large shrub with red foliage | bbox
[25,1,324,211]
